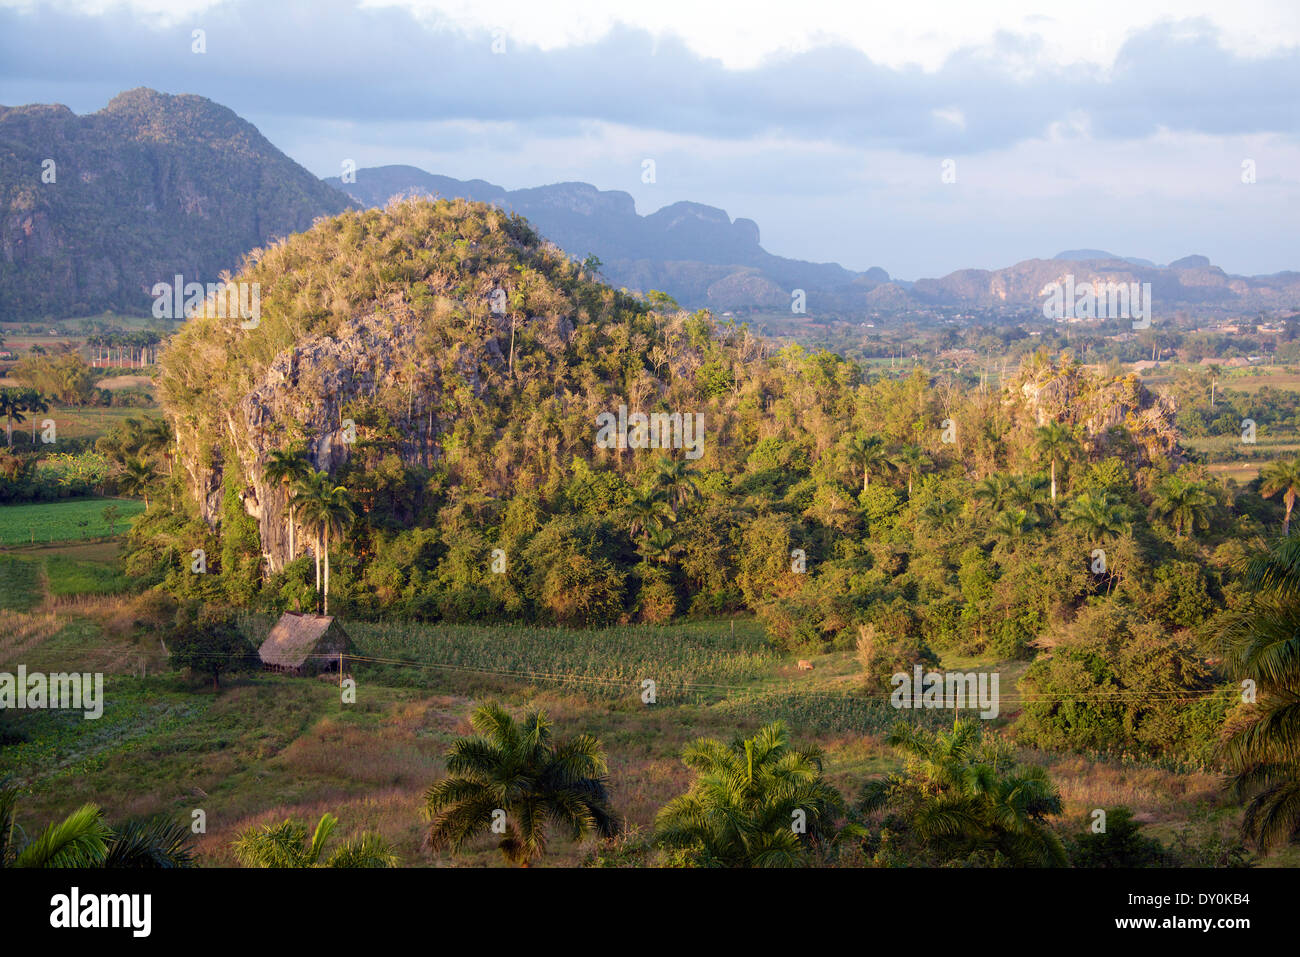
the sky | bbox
[1,0,1297,279]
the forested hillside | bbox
[125,197,1271,766]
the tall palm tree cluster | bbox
[264,447,355,614]
[85,331,164,369]
[0,387,49,448]
[846,433,930,498]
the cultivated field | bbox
[0,551,1271,867]
[0,498,145,546]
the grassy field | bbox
[0,507,1282,868]
[1218,368,1300,393]
[0,497,144,545]
[0,578,1268,867]
[0,405,155,443]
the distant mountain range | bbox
[1,89,1297,323]
[323,165,890,313]
[329,166,1300,316]
[0,88,353,321]
[903,252,1300,314]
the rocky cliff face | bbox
[177,279,583,571]
[194,298,441,570]
[1011,360,1183,472]
[0,88,354,320]
[910,255,1296,312]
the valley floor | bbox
[0,549,1282,867]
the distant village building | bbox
[257,612,353,676]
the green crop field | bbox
[346,618,780,704]
[0,554,42,610]
[0,497,144,545]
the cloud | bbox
[0,1,1296,277]
[1,2,1296,156]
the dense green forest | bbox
[99,197,1284,773]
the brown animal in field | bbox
[797,660,813,671]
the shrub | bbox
[856,620,939,691]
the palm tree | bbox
[1151,474,1215,538]
[317,483,354,616]
[423,702,618,866]
[642,526,675,564]
[859,721,1066,867]
[654,721,844,867]
[291,470,327,596]
[232,812,398,868]
[1063,491,1132,542]
[22,389,48,445]
[1008,473,1052,523]
[889,444,931,498]
[988,507,1037,555]
[920,497,962,533]
[1260,458,1300,535]
[846,433,888,493]
[117,457,157,510]
[625,487,671,540]
[652,456,701,514]
[1,781,196,868]
[1033,421,1080,503]
[973,474,1015,516]
[293,472,354,615]
[263,447,311,562]
[0,389,26,448]
[139,415,171,474]
[1217,533,1300,852]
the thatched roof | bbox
[258,613,350,670]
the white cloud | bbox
[364,0,1300,70]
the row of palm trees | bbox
[422,703,1065,868]
[263,447,355,614]
[852,420,1300,545]
[846,422,1080,501]
[0,387,50,448]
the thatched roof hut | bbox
[258,613,353,676]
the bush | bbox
[166,605,257,690]
[1068,807,1165,867]
[521,516,627,627]
[856,619,939,691]
[637,567,678,624]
